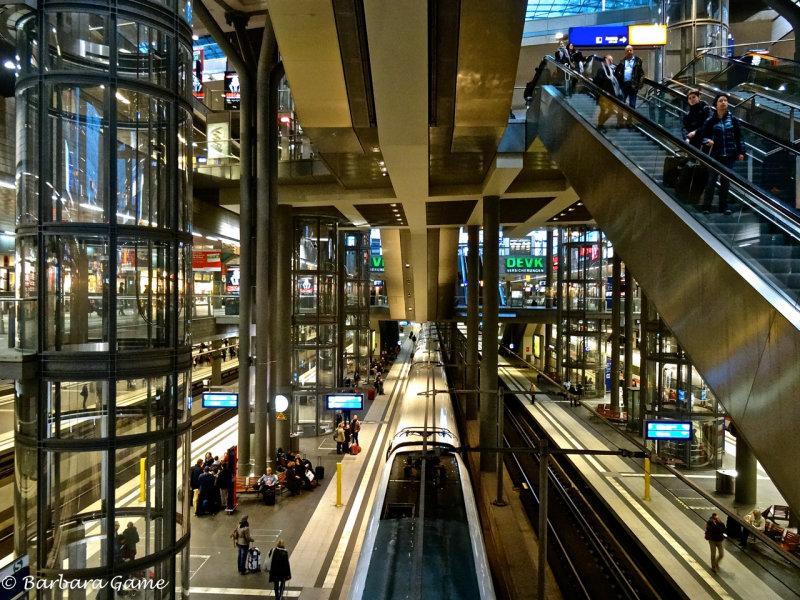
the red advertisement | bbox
[192,250,222,271]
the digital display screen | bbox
[326,394,364,411]
[645,421,692,440]
[202,392,238,408]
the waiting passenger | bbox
[335,422,346,454]
[121,522,140,562]
[350,415,361,446]
[741,509,765,547]
[284,462,302,496]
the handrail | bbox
[538,56,800,241]
[643,77,800,157]
[672,52,800,86]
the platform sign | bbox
[326,393,364,411]
[202,392,238,408]
[645,421,692,440]
[569,26,629,47]
[0,554,29,600]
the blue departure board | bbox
[326,394,364,411]
[645,421,692,440]
[202,392,238,408]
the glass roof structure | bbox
[526,0,653,20]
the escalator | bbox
[635,78,800,208]
[668,52,800,145]
[527,56,800,514]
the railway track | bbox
[499,365,686,600]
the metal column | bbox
[480,197,499,472]
[466,225,480,420]
[735,434,758,505]
[611,255,621,407]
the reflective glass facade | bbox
[13,1,193,597]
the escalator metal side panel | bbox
[537,86,800,513]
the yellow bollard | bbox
[336,462,342,507]
[139,458,146,502]
[644,457,651,501]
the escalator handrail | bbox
[644,77,800,157]
[672,51,800,86]
[537,56,800,241]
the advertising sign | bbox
[369,255,385,271]
[192,250,222,271]
[224,71,241,110]
[645,421,692,440]
[225,266,240,294]
[207,121,229,161]
[193,48,204,99]
[298,276,315,295]
[504,256,545,273]
[326,394,364,411]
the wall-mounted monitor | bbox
[326,393,363,411]
[202,392,238,408]
[645,421,692,440]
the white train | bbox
[349,324,495,600]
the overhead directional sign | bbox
[569,25,667,47]
[202,392,238,408]
[569,26,629,47]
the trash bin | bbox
[715,469,737,494]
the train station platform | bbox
[500,362,800,600]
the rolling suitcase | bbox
[675,161,707,204]
[247,547,261,572]
[662,154,688,188]
[368,387,376,401]
[263,486,275,506]
[315,466,324,481]
[351,443,360,455]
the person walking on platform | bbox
[231,516,254,575]
[705,512,727,573]
[269,539,292,600]
[350,415,361,447]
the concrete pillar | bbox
[268,65,286,463]
[735,434,758,506]
[480,197,499,472]
[544,229,554,374]
[611,255,621,407]
[211,339,222,387]
[639,292,650,416]
[466,225,480,420]
[254,22,278,477]
[275,205,293,453]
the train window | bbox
[384,503,414,519]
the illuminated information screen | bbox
[326,394,364,411]
[202,392,238,408]
[645,421,692,440]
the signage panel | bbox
[326,394,364,411]
[193,48,204,99]
[504,256,545,273]
[192,250,222,271]
[569,26,629,47]
[645,421,692,440]
[202,392,238,408]
[224,71,241,110]
[629,24,667,46]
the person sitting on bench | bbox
[257,467,279,502]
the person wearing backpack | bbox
[268,539,292,600]
[232,516,254,575]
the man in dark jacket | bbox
[683,90,713,148]
[705,512,727,573]
[269,539,292,600]
[700,93,745,215]
[615,45,644,108]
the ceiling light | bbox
[371,147,380,153]
[405,264,410,268]
[390,203,397,207]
